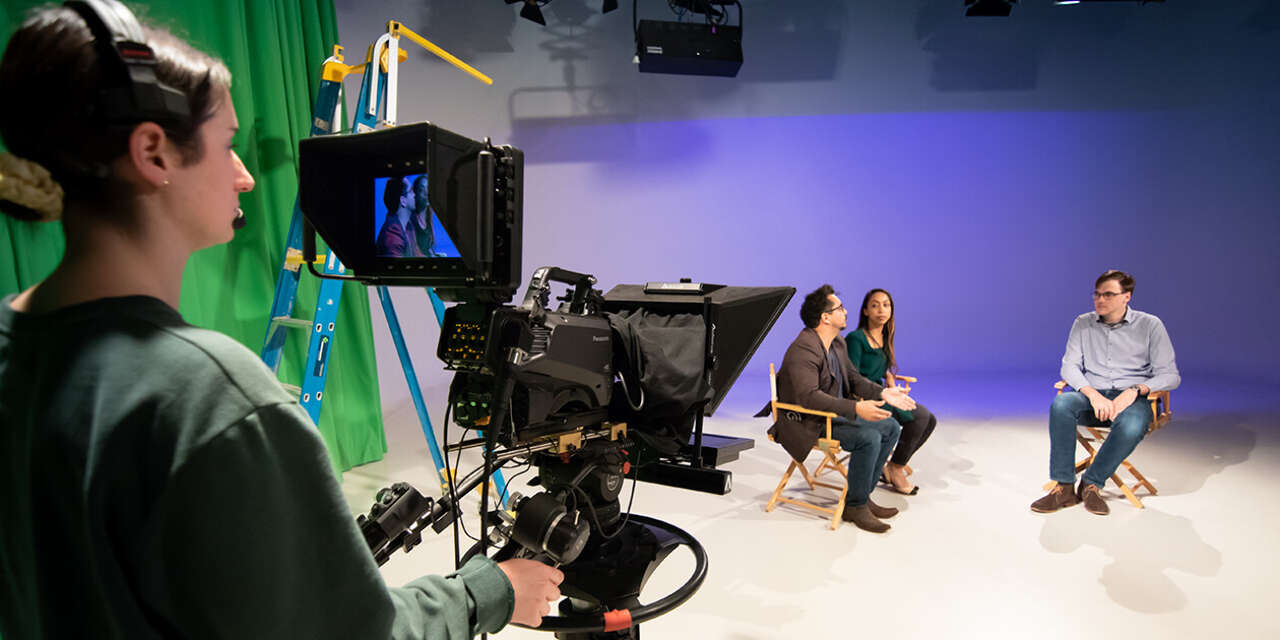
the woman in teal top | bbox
[847,289,938,495]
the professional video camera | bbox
[298,122,792,639]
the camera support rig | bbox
[359,419,709,639]
[299,110,794,637]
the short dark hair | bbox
[0,6,230,215]
[800,284,836,329]
[1095,269,1135,294]
[383,176,407,214]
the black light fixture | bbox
[1054,0,1165,4]
[965,0,1016,16]
[505,0,618,26]
[505,0,549,26]
[669,0,727,20]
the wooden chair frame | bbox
[1043,381,1173,508]
[764,363,849,529]
[812,374,919,479]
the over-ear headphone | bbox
[61,1,246,230]
[62,0,190,124]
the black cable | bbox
[477,396,505,579]
[616,470,639,533]
[501,461,535,487]
[450,423,481,543]
[591,469,638,540]
[543,473,634,542]
[443,402,462,569]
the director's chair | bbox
[764,363,849,530]
[1042,381,1173,509]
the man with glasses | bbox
[1031,270,1180,515]
[765,284,917,532]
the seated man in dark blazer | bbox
[767,284,918,532]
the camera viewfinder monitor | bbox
[298,121,523,300]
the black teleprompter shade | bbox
[602,284,794,417]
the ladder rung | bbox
[271,316,313,330]
[280,383,302,396]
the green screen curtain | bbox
[0,0,386,472]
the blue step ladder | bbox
[260,38,506,502]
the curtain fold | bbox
[0,0,386,472]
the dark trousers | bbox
[828,416,901,507]
[890,402,937,466]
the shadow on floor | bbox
[1034,411,1262,612]
[1136,412,1260,496]
[1040,507,1221,613]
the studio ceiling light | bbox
[505,0,549,26]
[965,0,1016,16]
[505,0,618,26]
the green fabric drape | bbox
[0,0,386,471]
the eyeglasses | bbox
[824,304,846,314]
[1092,291,1126,300]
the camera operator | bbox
[0,3,559,638]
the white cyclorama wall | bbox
[331,0,1280,427]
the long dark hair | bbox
[857,288,896,374]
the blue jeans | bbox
[828,415,901,507]
[1049,389,1152,488]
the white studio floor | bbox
[339,382,1280,639]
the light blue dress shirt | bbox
[1060,306,1180,393]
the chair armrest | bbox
[1148,389,1171,411]
[1054,380,1068,392]
[772,402,838,419]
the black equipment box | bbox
[636,19,743,78]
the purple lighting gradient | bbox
[515,108,1280,415]
[334,0,1280,419]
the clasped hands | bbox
[1084,387,1140,422]
[854,387,916,422]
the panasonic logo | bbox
[592,336,609,343]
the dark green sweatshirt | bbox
[0,294,512,639]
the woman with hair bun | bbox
[0,3,558,638]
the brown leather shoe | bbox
[841,505,890,533]
[1030,482,1080,513]
[1078,481,1109,516]
[867,498,899,519]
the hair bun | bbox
[0,153,64,222]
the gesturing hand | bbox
[855,399,892,422]
[498,558,564,627]
[880,387,917,412]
